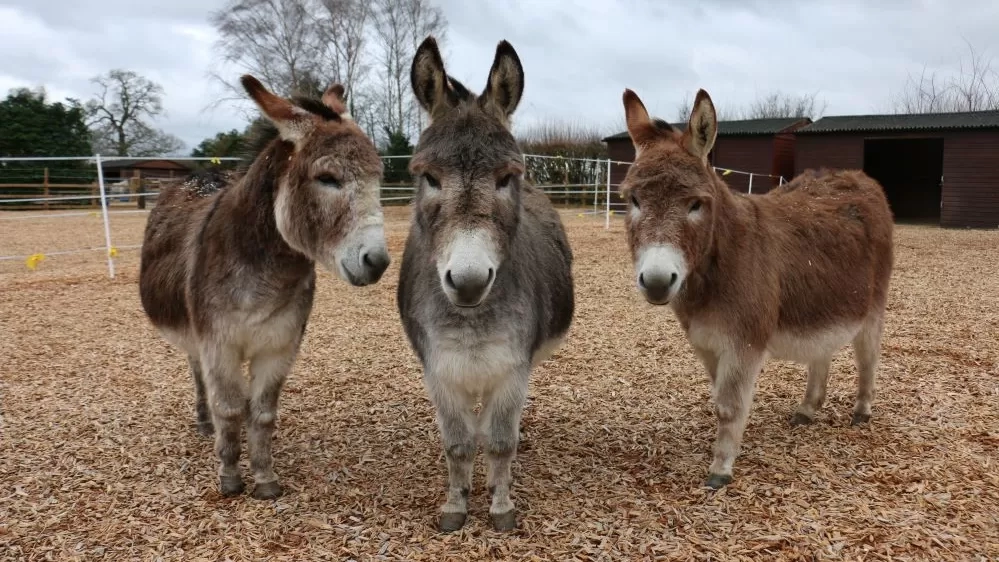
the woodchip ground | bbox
[1,207,997,561]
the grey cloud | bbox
[2,0,998,151]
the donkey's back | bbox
[759,168,894,330]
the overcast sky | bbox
[2,0,998,152]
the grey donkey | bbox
[139,75,389,500]
[397,37,575,532]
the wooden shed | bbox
[97,159,195,180]
[795,111,999,228]
[602,117,811,193]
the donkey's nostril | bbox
[639,272,647,289]
[445,270,456,289]
[668,272,678,287]
[487,268,495,284]
[363,252,374,268]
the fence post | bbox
[133,169,145,209]
[605,159,612,230]
[95,154,116,279]
[748,173,754,194]
[592,161,599,214]
[43,168,50,211]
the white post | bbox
[748,173,754,195]
[593,166,600,215]
[95,154,116,278]
[605,159,612,230]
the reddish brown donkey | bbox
[139,75,388,499]
[618,88,894,489]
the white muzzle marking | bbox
[636,244,687,305]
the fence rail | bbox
[1,154,782,278]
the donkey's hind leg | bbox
[791,357,832,426]
[246,347,296,500]
[188,354,214,437]
[851,314,884,425]
[481,372,529,531]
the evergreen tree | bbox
[0,88,93,187]
[382,127,412,185]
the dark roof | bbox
[602,117,810,142]
[799,111,999,134]
[97,158,197,169]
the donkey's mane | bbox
[178,93,341,198]
[652,118,674,132]
[445,75,475,103]
[239,94,341,171]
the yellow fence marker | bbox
[210,157,222,165]
[722,169,733,176]
[25,253,45,271]
[109,247,119,258]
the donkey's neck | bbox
[676,173,758,315]
[218,144,312,276]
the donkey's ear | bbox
[480,40,524,126]
[682,89,717,164]
[411,36,452,120]
[241,74,312,144]
[322,84,349,117]
[623,89,658,156]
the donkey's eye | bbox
[424,174,441,189]
[690,199,703,213]
[631,194,640,210]
[497,174,515,190]
[315,174,341,189]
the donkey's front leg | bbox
[202,344,248,496]
[481,371,529,531]
[427,379,476,532]
[247,347,295,500]
[706,351,764,489]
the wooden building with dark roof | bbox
[602,117,812,194]
[796,111,999,228]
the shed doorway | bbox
[863,138,943,223]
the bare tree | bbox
[316,0,373,109]
[890,40,999,114]
[371,0,447,144]
[674,90,825,123]
[949,39,999,111]
[210,0,323,99]
[404,0,447,131]
[674,90,736,123]
[743,91,827,120]
[209,0,449,146]
[85,69,184,156]
[372,0,410,140]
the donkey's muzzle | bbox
[444,266,495,307]
[361,246,391,282]
[337,225,389,287]
[639,271,676,305]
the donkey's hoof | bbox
[196,421,215,437]
[219,475,245,497]
[705,473,732,490]
[851,412,871,425]
[252,481,283,500]
[790,412,813,426]
[438,512,467,533]
[490,510,517,531]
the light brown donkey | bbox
[618,88,894,489]
[139,75,389,499]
